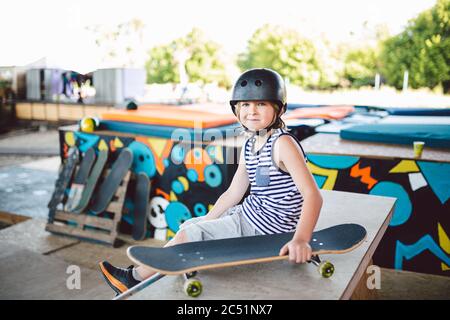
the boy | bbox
[100,68,322,295]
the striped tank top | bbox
[242,128,307,235]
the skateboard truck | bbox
[309,255,335,278]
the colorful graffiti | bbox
[59,129,236,242]
[60,128,450,277]
[307,154,450,277]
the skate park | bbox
[1,0,450,301]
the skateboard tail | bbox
[48,147,79,209]
[132,172,151,241]
[90,148,133,214]
[65,148,96,211]
[71,150,109,214]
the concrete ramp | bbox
[0,242,111,300]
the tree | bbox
[344,46,379,88]
[146,28,231,87]
[86,18,146,68]
[146,45,178,83]
[238,24,322,89]
[380,0,450,93]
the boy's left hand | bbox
[279,239,312,264]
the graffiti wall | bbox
[307,154,450,277]
[59,129,237,241]
[58,127,450,277]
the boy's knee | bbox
[177,229,188,241]
[166,229,189,247]
[178,225,203,242]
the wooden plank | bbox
[31,103,47,120]
[341,204,394,300]
[45,103,59,121]
[59,104,85,120]
[84,106,110,118]
[350,260,379,300]
[45,223,114,245]
[0,211,30,225]
[15,103,32,119]
[54,211,114,230]
[105,202,124,215]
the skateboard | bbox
[71,149,109,214]
[47,147,79,223]
[89,148,133,214]
[65,148,96,212]
[132,172,151,240]
[116,223,367,299]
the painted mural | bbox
[58,128,450,277]
[307,154,450,277]
[59,129,236,242]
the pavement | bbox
[0,128,60,219]
[0,127,60,156]
[0,128,449,300]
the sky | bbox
[1,0,437,73]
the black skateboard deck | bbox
[65,147,96,211]
[128,223,367,275]
[116,223,367,299]
[47,147,79,223]
[72,149,109,214]
[89,148,133,214]
[132,172,151,241]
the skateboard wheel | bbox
[183,278,202,298]
[318,261,334,278]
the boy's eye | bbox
[257,102,266,106]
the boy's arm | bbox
[203,146,249,221]
[275,135,323,262]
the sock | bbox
[132,268,144,281]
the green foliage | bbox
[146,28,231,87]
[237,24,322,89]
[344,46,379,88]
[87,18,145,68]
[380,0,450,93]
[146,45,178,83]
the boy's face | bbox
[238,100,277,132]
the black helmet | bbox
[230,68,287,115]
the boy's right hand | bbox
[279,239,312,264]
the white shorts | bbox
[178,205,261,242]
